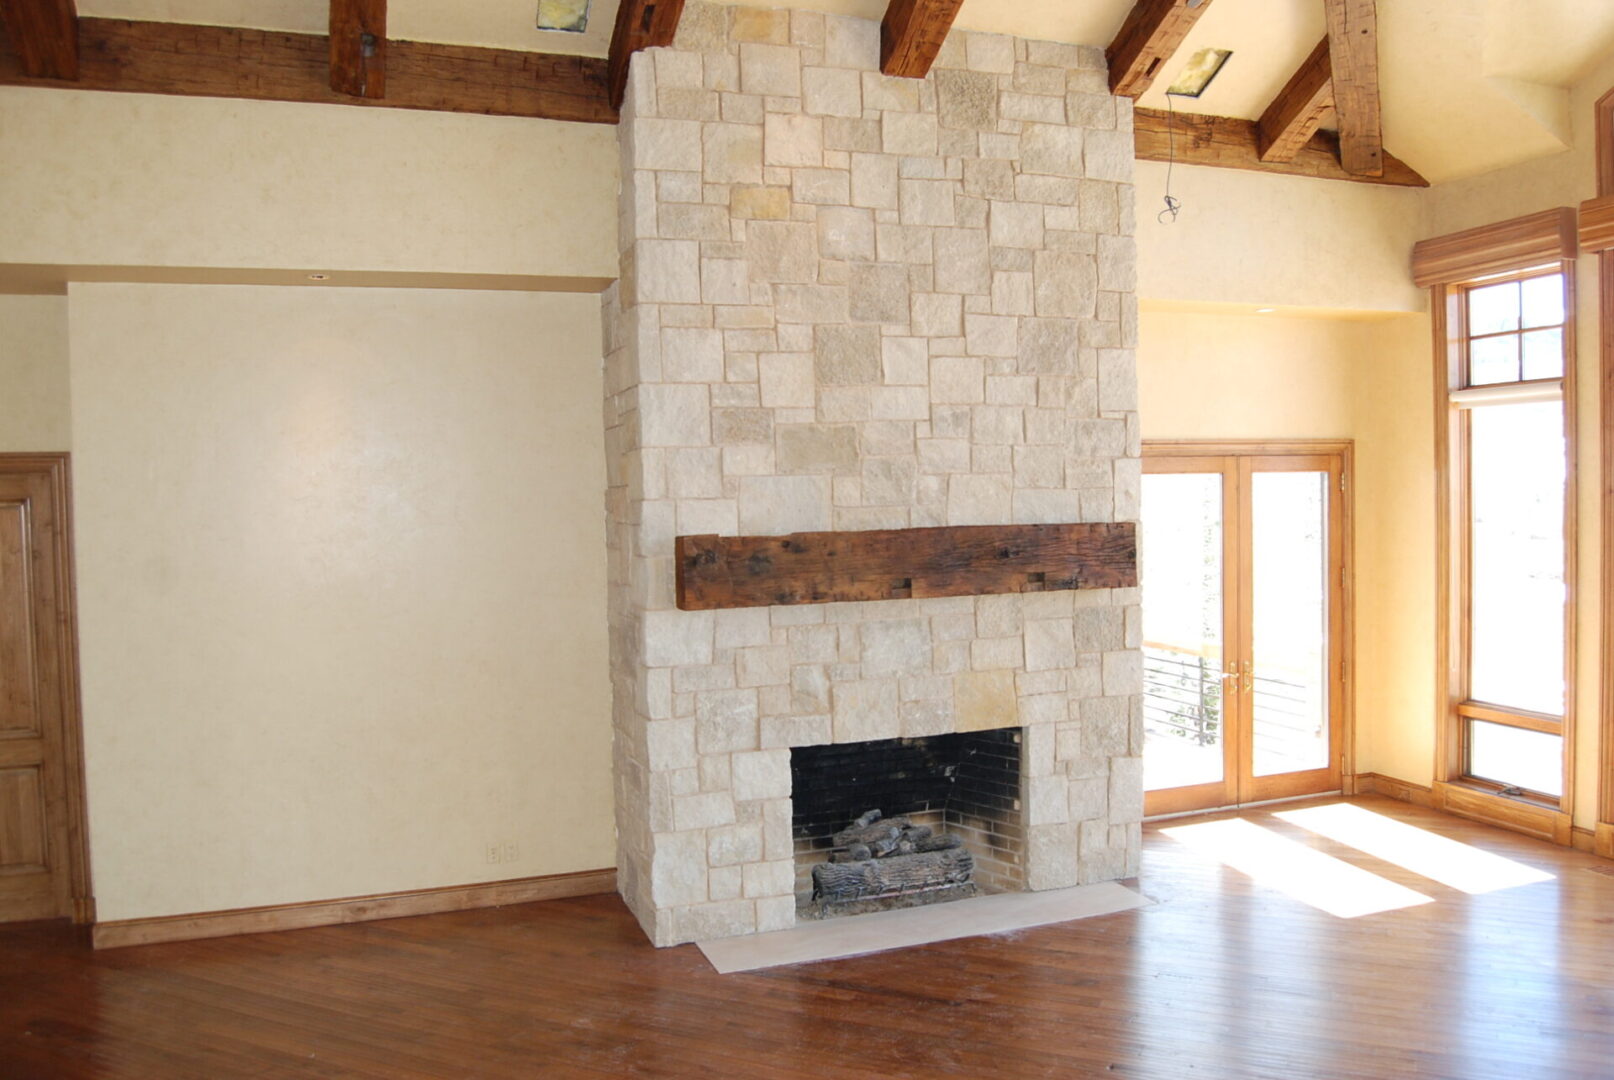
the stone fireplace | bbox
[602,2,1142,947]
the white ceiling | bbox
[75,0,1614,183]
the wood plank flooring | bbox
[3,795,1612,1079]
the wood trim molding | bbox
[1106,0,1215,99]
[1257,37,1332,164]
[1597,87,1614,198]
[1133,108,1428,187]
[607,0,685,111]
[1411,207,1578,288]
[1577,195,1614,253]
[1353,772,1435,808]
[1432,781,1573,847]
[0,454,92,924]
[1597,822,1614,859]
[1322,0,1382,177]
[0,0,78,79]
[329,0,385,99]
[92,867,617,949]
[0,17,616,124]
[879,0,964,79]
[676,523,1138,610]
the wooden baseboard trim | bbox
[1597,822,1614,860]
[1354,772,1436,808]
[1572,825,1597,853]
[92,868,616,950]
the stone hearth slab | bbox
[695,882,1150,973]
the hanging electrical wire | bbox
[1159,92,1184,223]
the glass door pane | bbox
[1141,472,1226,793]
[1250,471,1331,777]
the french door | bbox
[1141,443,1350,817]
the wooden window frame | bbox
[1590,87,1614,859]
[1431,261,1578,845]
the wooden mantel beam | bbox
[1106,0,1215,99]
[1257,37,1333,163]
[0,0,78,79]
[1323,0,1383,176]
[1135,107,1427,187]
[880,0,965,79]
[330,0,386,99]
[607,0,685,111]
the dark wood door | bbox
[0,456,87,923]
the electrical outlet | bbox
[503,842,519,864]
[486,843,501,864]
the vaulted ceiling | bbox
[67,0,1614,183]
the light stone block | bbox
[732,749,792,803]
[777,424,860,474]
[989,201,1044,249]
[954,669,1018,731]
[738,475,831,534]
[674,791,736,831]
[851,152,899,209]
[639,383,711,447]
[817,205,876,261]
[696,688,761,752]
[743,859,797,898]
[1013,489,1080,524]
[882,112,939,157]
[661,327,725,382]
[746,221,818,284]
[643,608,715,667]
[729,183,790,218]
[860,618,932,676]
[1084,129,1134,183]
[1025,618,1077,672]
[759,352,815,408]
[651,831,709,906]
[823,14,880,70]
[832,679,900,742]
[946,473,1011,524]
[1020,123,1083,175]
[634,118,704,171]
[964,31,1016,74]
[814,324,882,385]
[803,66,862,117]
[935,68,999,131]
[1101,649,1143,697]
[899,179,957,227]
[740,43,802,98]
[703,123,764,184]
[848,263,910,325]
[636,239,703,303]
[715,608,773,648]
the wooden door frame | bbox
[0,454,93,922]
[1142,439,1357,814]
[1594,86,1614,859]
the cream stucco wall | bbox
[0,295,70,452]
[1135,162,1429,315]
[68,284,612,921]
[1137,310,1437,798]
[0,87,619,282]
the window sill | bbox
[1433,781,1572,846]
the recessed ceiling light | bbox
[1256,307,1276,314]
[1166,48,1233,98]
[307,273,330,281]
[537,0,589,32]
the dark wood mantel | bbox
[675,522,1138,611]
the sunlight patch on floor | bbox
[1162,818,1436,918]
[1274,803,1556,895]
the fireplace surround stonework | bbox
[602,2,1142,947]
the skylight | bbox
[1166,47,1232,98]
[537,0,590,33]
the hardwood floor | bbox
[3,795,1611,1079]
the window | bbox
[1445,265,1574,806]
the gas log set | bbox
[809,809,976,909]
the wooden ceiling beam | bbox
[880,0,965,80]
[330,0,386,99]
[1323,0,1383,177]
[0,18,615,124]
[1135,107,1426,187]
[1106,0,1215,99]
[1257,37,1332,163]
[0,0,78,79]
[607,0,685,112]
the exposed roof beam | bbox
[607,0,685,112]
[0,18,615,124]
[1323,0,1383,177]
[330,0,386,99]
[1257,37,1333,163]
[1134,107,1426,187]
[0,0,78,79]
[880,0,965,79]
[1106,0,1215,99]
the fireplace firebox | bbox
[790,729,1024,914]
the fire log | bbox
[811,847,975,902]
